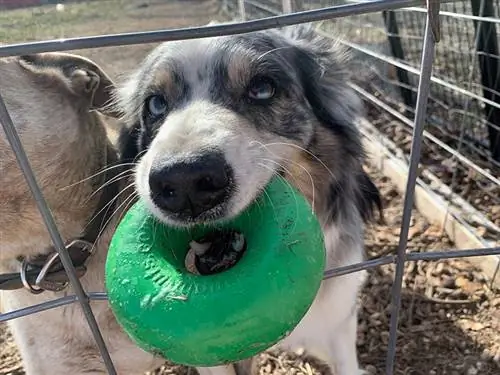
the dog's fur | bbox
[116,25,381,375]
[0,53,163,374]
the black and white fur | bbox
[116,25,382,375]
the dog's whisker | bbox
[259,157,311,216]
[256,46,294,61]
[250,140,317,212]
[253,140,338,184]
[131,148,148,163]
[86,169,135,201]
[112,191,139,226]
[255,162,286,227]
[257,161,301,235]
[260,139,348,198]
[59,162,137,190]
[258,154,316,214]
[83,182,136,234]
[90,189,138,252]
[81,172,134,208]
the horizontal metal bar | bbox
[0,293,108,323]
[404,6,500,24]
[0,295,77,323]
[323,246,500,278]
[89,292,109,301]
[342,0,500,24]
[349,83,500,187]
[2,244,497,322]
[333,37,500,112]
[0,0,443,58]
[221,5,500,120]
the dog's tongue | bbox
[185,230,246,275]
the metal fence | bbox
[1,1,500,375]
[225,0,500,240]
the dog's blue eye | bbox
[146,95,168,117]
[248,78,276,101]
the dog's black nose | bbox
[149,152,231,218]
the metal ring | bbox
[35,252,65,290]
[66,239,95,256]
[33,239,93,292]
[20,259,44,295]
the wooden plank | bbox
[359,118,500,288]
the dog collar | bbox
[0,144,122,294]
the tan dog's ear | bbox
[18,52,121,117]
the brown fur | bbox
[0,52,162,375]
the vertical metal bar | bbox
[282,0,293,13]
[471,0,500,163]
[383,10,415,113]
[0,92,118,375]
[446,0,485,235]
[385,5,438,375]
[238,0,247,21]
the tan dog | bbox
[0,53,163,374]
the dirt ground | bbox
[1,1,499,374]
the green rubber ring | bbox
[105,177,325,367]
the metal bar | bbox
[282,0,293,13]
[3,243,497,323]
[405,6,500,24]
[382,10,416,111]
[335,37,500,112]
[323,246,500,278]
[248,2,500,118]
[348,83,500,187]
[0,92,117,375]
[471,0,500,162]
[445,0,487,253]
[0,0,447,58]
[385,3,438,372]
[0,295,77,323]
[0,293,107,323]
[238,0,247,20]
[0,2,497,375]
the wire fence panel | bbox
[226,0,500,280]
[0,0,499,374]
[311,1,500,237]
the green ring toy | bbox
[105,177,325,367]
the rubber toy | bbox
[105,177,325,367]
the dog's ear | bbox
[18,52,121,117]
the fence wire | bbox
[0,1,499,375]
[237,0,500,241]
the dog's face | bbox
[0,53,116,259]
[118,26,380,228]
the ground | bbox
[1,1,499,374]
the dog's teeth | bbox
[189,240,212,255]
[231,233,245,252]
[184,248,201,275]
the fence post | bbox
[238,0,246,21]
[471,0,500,163]
[382,10,415,114]
[282,0,293,13]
